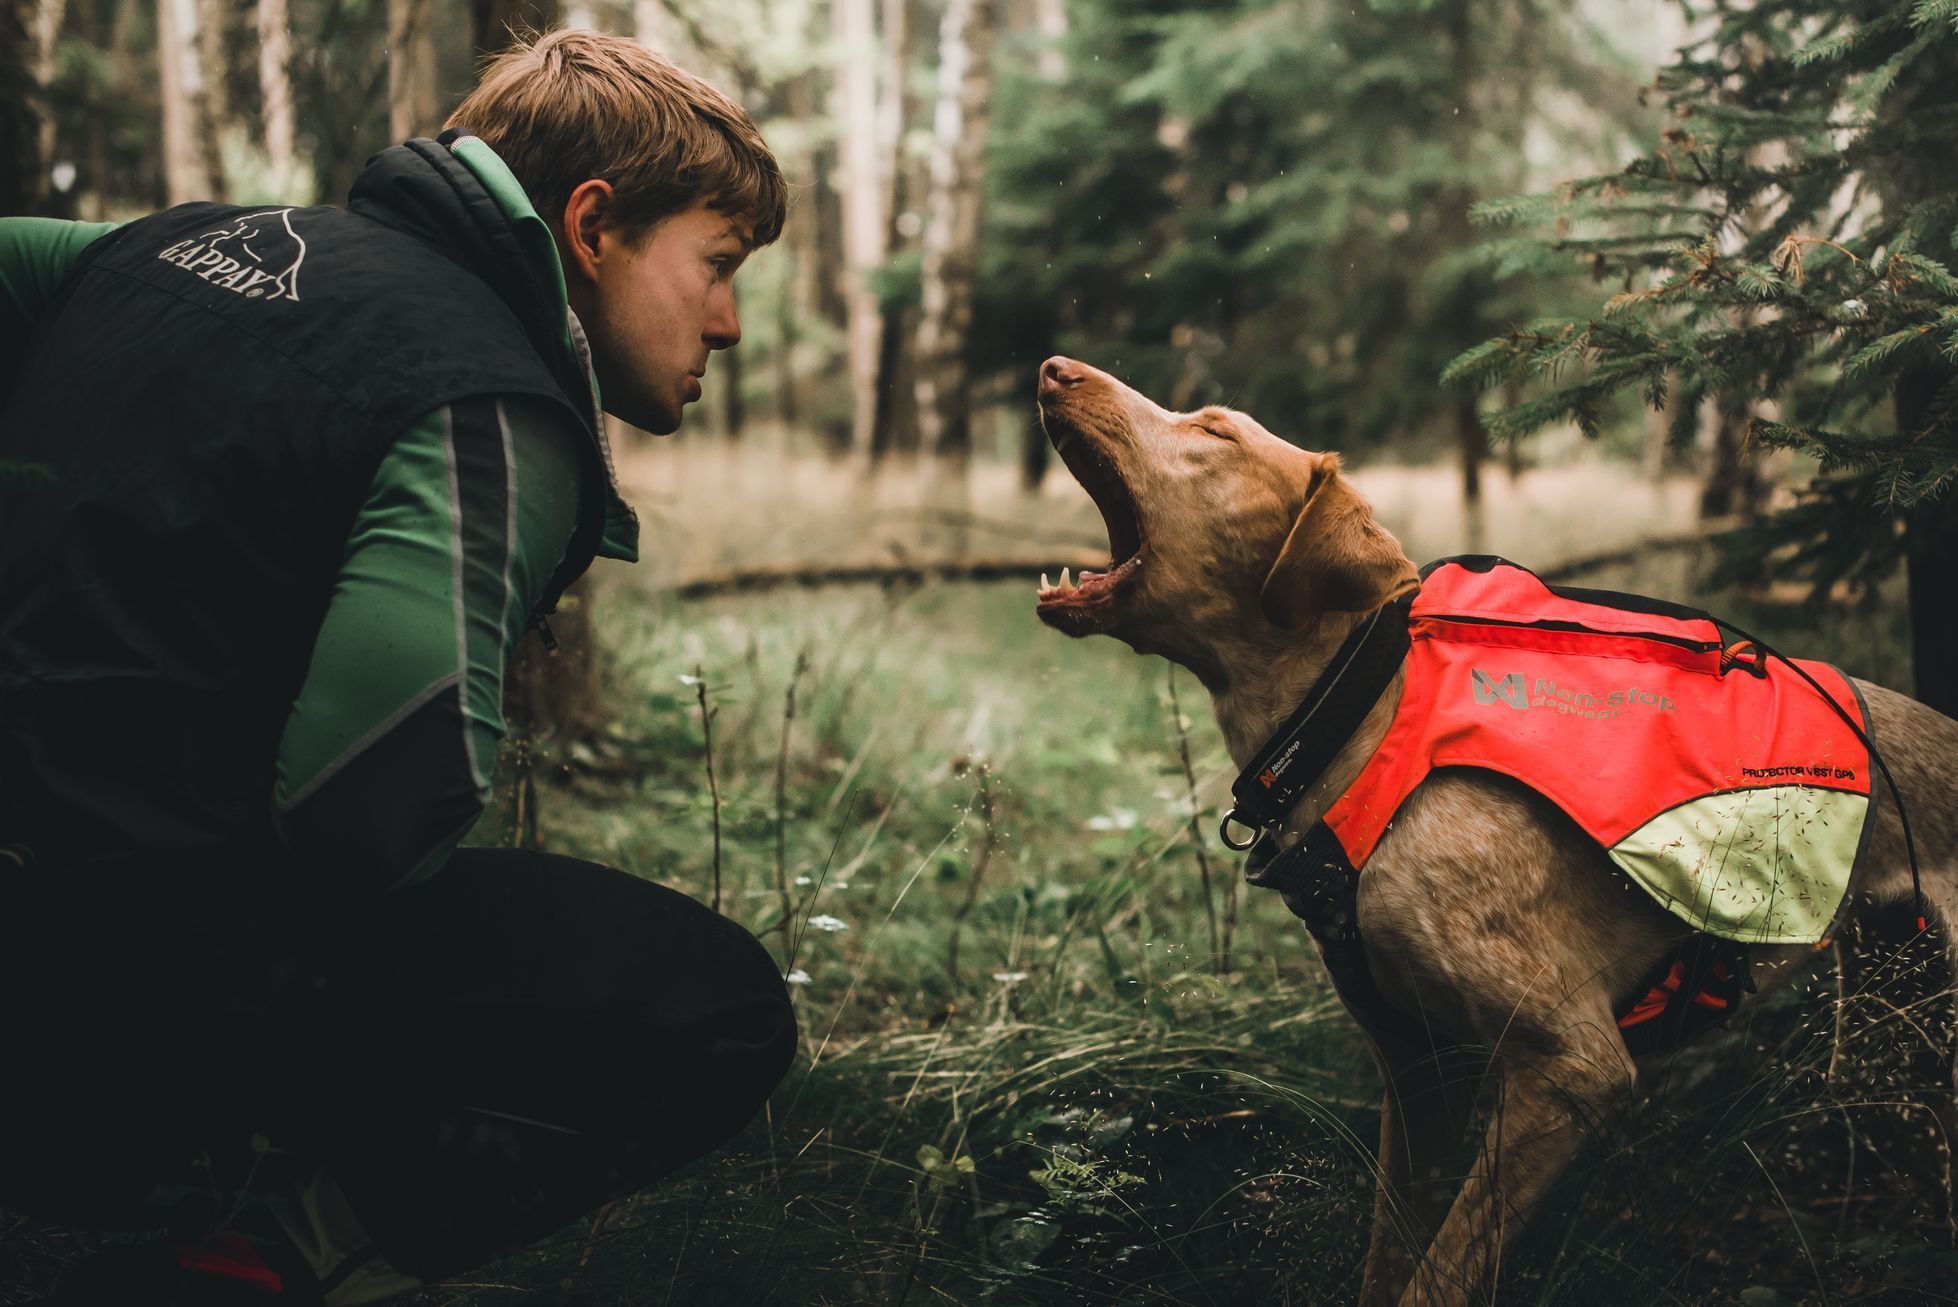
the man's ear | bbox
[1260,459,1418,629]
[558,179,616,284]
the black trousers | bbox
[1,847,796,1288]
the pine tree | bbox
[1451,0,1958,713]
[976,0,1649,479]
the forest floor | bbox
[5,445,1953,1305]
[424,444,1951,1306]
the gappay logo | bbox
[156,209,307,302]
[1471,668,1675,720]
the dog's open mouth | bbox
[1036,418,1144,626]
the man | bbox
[0,30,794,1305]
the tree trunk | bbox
[195,0,229,162]
[31,0,66,207]
[0,0,46,215]
[1443,0,1486,519]
[1019,0,1068,492]
[472,0,559,59]
[1698,402,1761,519]
[720,334,745,438]
[869,0,918,461]
[157,0,215,204]
[388,0,440,142]
[1899,364,1958,719]
[837,0,885,459]
[258,0,295,185]
[913,0,999,467]
[633,0,671,52]
[776,232,799,430]
[503,575,608,760]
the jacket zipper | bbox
[1421,612,1720,654]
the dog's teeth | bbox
[1040,572,1051,592]
[1060,567,1073,590]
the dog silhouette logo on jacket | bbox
[156,208,308,302]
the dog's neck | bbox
[1207,607,1407,837]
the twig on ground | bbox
[672,552,1107,599]
[774,649,810,953]
[510,732,539,852]
[1168,668,1223,973]
[558,1200,617,1302]
[945,761,1000,987]
[690,666,724,914]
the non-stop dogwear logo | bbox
[1471,668,1676,720]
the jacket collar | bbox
[346,133,640,563]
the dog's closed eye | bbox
[1191,410,1236,441]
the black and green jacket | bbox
[0,134,639,891]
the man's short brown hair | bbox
[447,28,785,247]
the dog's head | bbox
[1034,356,1416,684]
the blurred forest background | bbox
[6,1,1958,1304]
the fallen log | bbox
[672,551,1110,600]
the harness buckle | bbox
[1218,809,1262,851]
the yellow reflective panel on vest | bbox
[1607,785,1869,944]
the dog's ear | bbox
[1260,459,1418,628]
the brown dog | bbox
[1031,355,1958,1307]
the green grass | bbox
[430,525,1954,1307]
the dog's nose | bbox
[1039,356,1087,398]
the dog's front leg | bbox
[1358,1034,1488,1307]
[1398,1014,1634,1307]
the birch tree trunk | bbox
[388,0,440,142]
[1020,0,1067,490]
[257,0,295,184]
[836,0,885,458]
[157,0,215,203]
[633,0,670,50]
[913,0,998,467]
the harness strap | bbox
[1250,823,1758,1056]
[1222,595,1413,845]
[1246,824,1439,1048]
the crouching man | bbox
[0,29,793,1305]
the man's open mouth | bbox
[1035,412,1144,625]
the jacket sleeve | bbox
[272,394,585,892]
[0,217,121,403]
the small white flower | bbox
[785,969,812,985]
[678,674,702,686]
[992,971,1030,985]
[794,875,813,887]
[808,914,849,933]
[1085,808,1139,832]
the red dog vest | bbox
[1321,559,1875,944]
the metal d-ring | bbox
[1218,810,1261,851]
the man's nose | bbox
[708,294,741,350]
[1039,355,1089,398]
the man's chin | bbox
[604,396,684,436]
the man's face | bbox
[564,198,751,434]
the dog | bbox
[1030,355,1958,1307]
